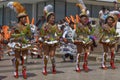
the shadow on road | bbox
[19,72,37,78]
[47,70,65,74]
[0,76,7,80]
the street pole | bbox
[90,4,92,17]
[2,5,4,26]
[65,0,67,16]
[53,0,55,13]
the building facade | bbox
[0,0,118,26]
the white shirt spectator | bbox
[99,9,109,20]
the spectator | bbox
[99,7,109,27]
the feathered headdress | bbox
[44,4,53,14]
[43,4,54,19]
[76,0,87,16]
[7,1,27,18]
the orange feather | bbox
[70,15,75,23]
[76,14,80,23]
[2,25,11,40]
[26,16,30,24]
[65,17,70,23]
[13,2,25,14]
[31,18,34,25]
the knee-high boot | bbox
[76,54,81,72]
[50,57,56,74]
[22,66,27,79]
[83,52,89,72]
[22,56,27,79]
[42,55,49,75]
[110,52,116,69]
[101,52,107,69]
[12,58,19,78]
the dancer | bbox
[61,21,77,62]
[75,1,94,72]
[7,2,31,79]
[40,4,61,75]
[99,15,118,70]
[74,14,93,72]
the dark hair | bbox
[58,20,63,24]
[47,13,55,22]
[17,16,26,23]
[61,25,65,31]
[102,6,105,10]
[105,16,115,24]
[18,17,21,23]
[62,19,66,22]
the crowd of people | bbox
[0,0,120,79]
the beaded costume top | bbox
[40,23,62,43]
[99,24,118,45]
[75,23,94,44]
[11,24,31,44]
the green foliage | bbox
[11,24,32,44]
[90,28,95,35]
[57,32,62,37]
[49,37,55,41]
[11,32,25,38]
[83,27,90,35]
[40,28,46,37]
[49,25,57,34]
[25,24,31,37]
[76,27,82,35]
[99,26,119,37]
[76,27,95,36]
[83,37,90,43]
[22,38,29,44]
[99,27,103,34]
[109,27,118,35]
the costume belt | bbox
[74,35,92,46]
[8,42,31,50]
[100,35,117,46]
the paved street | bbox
[0,55,120,80]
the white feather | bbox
[7,2,17,13]
[7,2,14,9]
[77,0,86,9]
[44,4,53,13]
